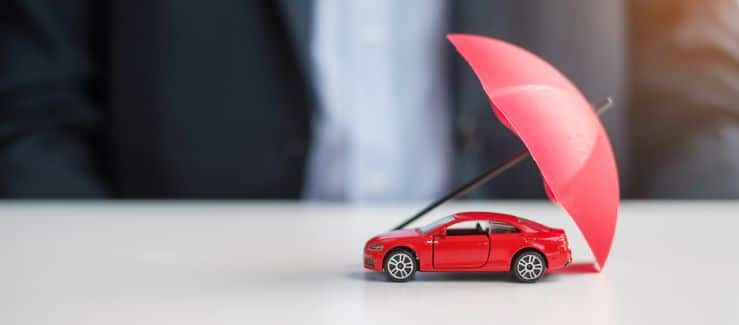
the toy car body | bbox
[364,212,572,282]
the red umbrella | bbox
[395,34,619,272]
[447,34,619,271]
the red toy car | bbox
[364,212,572,282]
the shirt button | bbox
[458,117,478,148]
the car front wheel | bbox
[512,251,546,283]
[384,249,416,282]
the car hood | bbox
[369,228,420,241]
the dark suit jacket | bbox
[0,0,626,198]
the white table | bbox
[1,201,737,324]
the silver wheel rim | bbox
[516,254,544,280]
[387,253,414,280]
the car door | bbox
[433,220,490,269]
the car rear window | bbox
[517,218,549,232]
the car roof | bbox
[454,211,520,223]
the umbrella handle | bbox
[392,97,614,230]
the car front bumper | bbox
[364,252,383,271]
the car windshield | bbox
[419,215,455,234]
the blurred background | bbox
[0,0,737,200]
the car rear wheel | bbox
[384,249,416,282]
[512,251,546,283]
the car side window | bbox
[445,220,489,236]
[490,221,520,234]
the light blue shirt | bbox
[304,0,451,201]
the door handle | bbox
[426,240,438,244]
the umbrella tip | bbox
[595,97,614,115]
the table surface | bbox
[1,201,738,324]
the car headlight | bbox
[367,244,384,251]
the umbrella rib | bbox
[392,97,614,231]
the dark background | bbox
[1,0,737,199]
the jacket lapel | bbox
[276,0,313,80]
[449,1,546,198]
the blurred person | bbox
[0,0,625,199]
[629,0,739,198]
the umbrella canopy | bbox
[448,34,619,271]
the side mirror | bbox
[436,230,447,238]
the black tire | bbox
[512,251,546,283]
[383,249,417,282]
